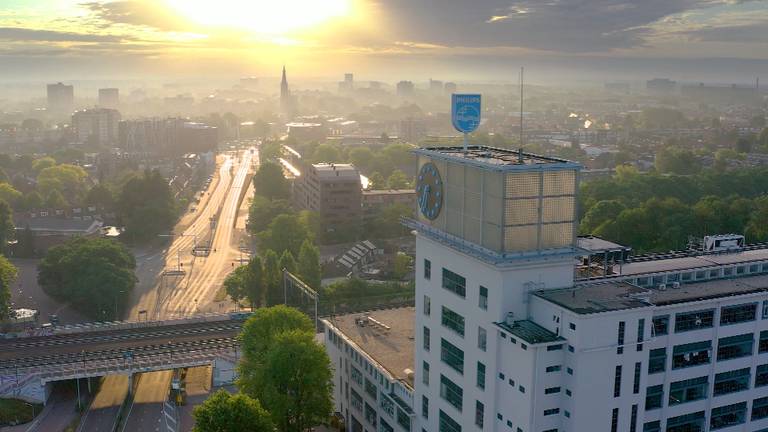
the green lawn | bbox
[0,398,42,426]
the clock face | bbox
[416,162,443,220]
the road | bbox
[78,375,128,432]
[116,148,256,432]
[120,371,174,432]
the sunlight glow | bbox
[165,0,352,34]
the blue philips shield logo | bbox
[451,94,481,134]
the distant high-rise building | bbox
[71,108,121,145]
[646,78,676,95]
[98,88,119,109]
[47,82,74,115]
[280,66,294,118]
[293,163,362,234]
[397,80,415,97]
[118,118,217,155]
[339,73,354,92]
[444,82,457,94]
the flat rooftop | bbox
[618,248,768,276]
[414,145,580,171]
[326,307,415,385]
[495,319,564,345]
[537,273,768,314]
[578,236,631,254]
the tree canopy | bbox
[118,170,175,242]
[224,256,265,309]
[0,200,14,256]
[297,240,321,290]
[253,161,290,200]
[0,256,18,322]
[38,237,136,320]
[193,390,274,432]
[258,214,313,257]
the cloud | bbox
[0,27,126,42]
[80,0,193,31]
[379,0,767,53]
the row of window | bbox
[646,364,768,409]
[654,302,768,335]
[648,331,768,374]
[425,261,488,311]
[634,262,768,289]
[643,397,768,432]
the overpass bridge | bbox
[0,313,247,403]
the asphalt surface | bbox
[120,370,174,432]
[78,375,128,432]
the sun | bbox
[165,0,352,34]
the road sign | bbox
[451,94,481,134]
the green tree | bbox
[263,249,282,306]
[310,143,341,163]
[225,257,265,308]
[386,169,410,189]
[17,224,34,258]
[0,183,22,208]
[37,164,88,204]
[0,255,18,321]
[44,189,68,208]
[392,252,413,279]
[238,306,314,396]
[224,266,249,306]
[278,250,297,274]
[118,170,175,242]
[85,184,115,209]
[367,203,412,238]
[258,214,312,257]
[31,157,56,173]
[23,191,43,210]
[746,196,768,242]
[368,172,386,190]
[580,200,626,234]
[192,389,274,432]
[349,147,374,171]
[297,240,321,289]
[38,237,136,320]
[254,161,290,200]
[0,200,14,256]
[736,137,753,154]
[655,147,701,175]
[259,331,333,432]
[248,196,293,234]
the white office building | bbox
[323,145,768,432]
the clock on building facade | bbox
[416,162,443,220]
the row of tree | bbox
[580,165,768,252]
[193,306,333,432]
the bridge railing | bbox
[51,312,235,336]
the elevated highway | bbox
[0,313,245,403]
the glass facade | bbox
[669,376,708,405]
[441,306,465,337]
[442,268,466,297]
[717,333,753,361]
[440,375,463,411]
[439,410,461,432]
[713,368,750,396]
[710,402,747,430]
[440,338,464,374]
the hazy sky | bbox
[1,0,767,83]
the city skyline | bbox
[1,0,768,83]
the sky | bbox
[1,0,767,83]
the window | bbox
[442,268,466,297]
[630,404,638,432]
[351,366,363,385]
[424,259,431,280]
[763,300,768,319]
[547,344,563,351]
[546,365,562,373]
[720,302,757,325]
[422,361,429,386]
[633,362,641,394]
[423,295,431,316]
[672,341,711,369]
[713,368,750,396]
[565,389,571,396]
[545,387,561,394]
[643,420,660,432]
[652,315,669,336]
[475,401,484,428]
[543,408,559,416]
[478,327,487,351]
[614,365,622,397]
[757,364,768,387]
[760,330,768,353]
[441,338,464,374]
[567,367,573,375]
[645,385,663,410]
[423,326,430,351]
[610,408,619,432]
[569,322,576,330]
[422,396,429,419]
[617,321,625,354]
[479,286,488,310]
[397,408,411,432]
[439,410,461,432]
[440,375,463,411]
[351,388,363,412]
[476,362,485,389]
[669,376,708,405]
[520,343,527,350]
[519,385,525,393]
[649,348,666,373]
[364,378,377,400]
[752,396,768,421]
[674,309,714,332]
[637,319,645,351]
[710,402,747,430]
[380,393,394,417]
[717,333,753,361]
[365,402,377,427]
[441,306,465,337]
[508,378,514,386]
[666,411,705,432]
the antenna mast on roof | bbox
[519,66,524,163]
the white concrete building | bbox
[323,145,768,432]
